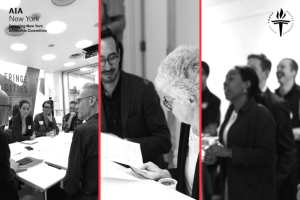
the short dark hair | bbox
[69,101,77,105]
[42,100,53,108]
[286,58,298,72]
[101,27,119,51]
[247,54,272,72]
[19,100,30,109]
[202,61,210,76]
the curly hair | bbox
[155,45,199,103]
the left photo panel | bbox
[0,0,99,199]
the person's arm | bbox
[231,107,276,167]
[50,117,59,135]
[203,97,221,136]
[64,130,83,196]
[128,81,172,158]
[11,117,30,142]
[62,116,68,132]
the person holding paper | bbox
[0,90,21,200]
[101,27,172,169]
[11,100,36,142]
[63,82,98,199]
[33,100,59,137]
[136,45,200,199]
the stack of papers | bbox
[21,140,38,145]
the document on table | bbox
[101,133,143,168]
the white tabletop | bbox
[9,132,73,191]
[101,159,195,200]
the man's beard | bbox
[101,69,118,84]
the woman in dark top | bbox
[11,100,35,142]
[34,100,59,137]
[204,66,276,200]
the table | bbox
[9,132,73,200]
[101,159,195,200]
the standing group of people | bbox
[0,82,99,199]
[203,55,300,200]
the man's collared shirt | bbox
[101,76,122,138]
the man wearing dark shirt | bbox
[62,101,83,132]
[101,27,172,169]
[275,58,300,196]
[64,82,98,199]
[248,54,296,200]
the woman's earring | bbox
[244,88,248,93]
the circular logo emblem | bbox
[268,8,294,37]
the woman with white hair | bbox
[136,45,199,199]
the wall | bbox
[203,0,300,123]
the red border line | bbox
[98,0,101,199]
[199,0,202,199]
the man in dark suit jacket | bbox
[248,54,297,200]
[101,27,172,168]
[0,90,19,200]
[63,82,98,199]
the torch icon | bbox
[271,9,290,37]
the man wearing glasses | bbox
[63,82,98,199]
[62,101,83,132]
[0,90,19,200]
[101,27,172,169]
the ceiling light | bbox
[0,0,20,10]
[80,67,90,71]
[11,43,27,51]
[42,54,56,60]
[76,40,93,48]
[64,62,75,67]
[46,21,67,34]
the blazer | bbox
[11,113,34,142]
[218,98,276,200]
[101,71,172,168]
[34,112,59,137]
[64,113,98,200]
[169,123,199,200]
[263,88,296,187]
[0,131,19,200]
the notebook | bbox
[21,140,38,145]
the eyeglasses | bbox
[76,96,97,104]
[0,104,12,111]
[43,106,52,109]
[163,96,175,111]
[101,55,119,67]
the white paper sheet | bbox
[101,133,143,168]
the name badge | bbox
[39,121,44,125]
[28,125,31,130]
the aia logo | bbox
[268,9,294,37]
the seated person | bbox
[8,105,20,130]
[11,100,36,142]
[62,101,83,132]
[34,100,59,137]
[64,83,98,199]
[0,90,21,200]
[135,45,200,199]
[101,27,172,169]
